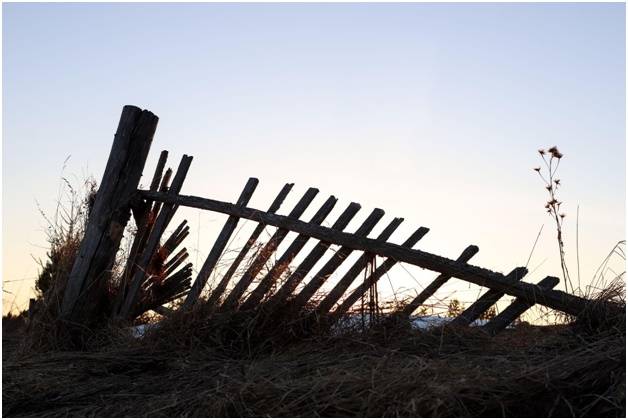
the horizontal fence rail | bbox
[139,189,590,317]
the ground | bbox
[2,314,625,417]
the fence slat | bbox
[267,202,362,307]
[140,189,592,317]
[164,249,189,277]
[449,267,528,327]
[241,196,338,310]
[220,187,319,310]
[164,248,188,273]
[113,150,169,316]
[183,178,259,308]
[150,168,173,221]
[400,245,479,317]
[482,276,559,335]
[62,106,158,321]
[205,183,294,307]
[333,227,429,318]
[316,217,404,315]
[138,263,193,315]
[117,155,193,319]
[290,208,385,310]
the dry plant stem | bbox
[537,149,573,294]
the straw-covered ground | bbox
[2,285,625,418]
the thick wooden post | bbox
[61,106,158,321]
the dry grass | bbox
[3,287,625,418]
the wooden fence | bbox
[60,105,597,336]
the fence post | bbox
[61,105,158,322]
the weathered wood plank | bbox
[182,178,259,309]
[164,248,188,273]
[113,150,169,316]
[139,190,591,316]
[117,155,193,319]
[137,263,193,316]
[449,267,528,327]
[316,217,404,315]
[399,245,479,317]
[220,188,319,310]
[62,106,158,320]
[150,168,173,221]
[163,249,189,277]
[161,220,188,253]
[205,183,294,307]
[290,208,385,310]
[267,202,362,307]
[482,276,559,336]
[333,227,429,318]
[241,195,337,310]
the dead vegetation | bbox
[3,269,626,417]
[3,287,625,417]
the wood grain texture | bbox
[113,150,168,316]
[62,106,158,321]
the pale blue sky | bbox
[3,3,625,315]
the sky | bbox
[2,3,625,318]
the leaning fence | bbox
[59,105,600,336]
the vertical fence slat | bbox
[332,227,429,318]
[113,150,169,315]
[205,183,294,307]
[62,106,158,321]
[150,168,173,220]
[316,217,404,315]
[241,196,338,310]
[183,178,259,308]
[399,245,479,317]
[220,187,320,310]
[290,208,385,310]
[482,276,559,335]
[117,154,193,319]
[267,202,362,307]
[449,267,528,327]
